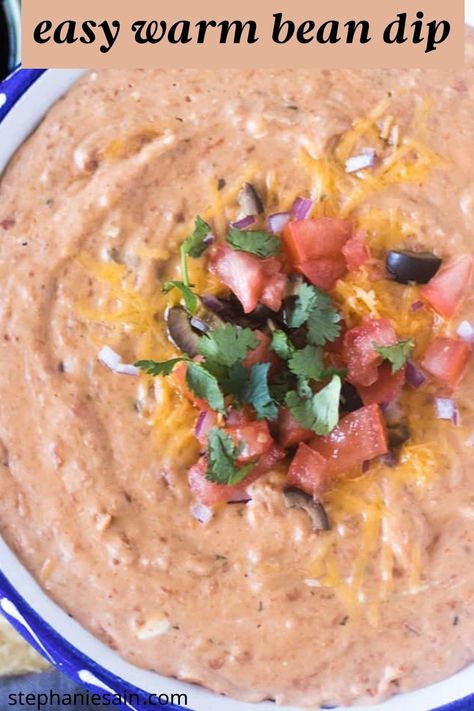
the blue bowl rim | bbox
[0,66,473,711]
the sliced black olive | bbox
[166,306,200,357]
[190,316,210,334]
[387,422,410,449]
[238,183,264,216]
[386,250,442,284]
[283,487,330,531]
[340,382,363,413]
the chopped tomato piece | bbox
[277,407,313,449]
[287,443,329,497]
[297,255,347,291]
[225,421,274,463]
[421,254,474,319]
[356,362,405,406]
[261,271,287,311]
[421,337,471,388]
[343,317,397,387]
[172,362,209,410]
[243,330,277,370]
[282,218,353,266]
[188,446,285,505]
[342,230,370,271]
[210,243,286,314]
[310,404,388,476]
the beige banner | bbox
[22,0,464,69]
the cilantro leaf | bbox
[223,362,278,421]
[226,228,281,258]
[198,324,259,368]
[270,330,294,361]
[288,345,325,380]
[186,362,225,414]
[288,283,342,346]
[135,358,187,376]
[180,216,212,286]
[162,280,198,314]
[285,375,342,436]
[307,307,342,347]
[206,427,256,485]
[183,216,212,258]
[374,339,415,373]
[244,363,278,421]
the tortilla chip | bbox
[0,616,49,676]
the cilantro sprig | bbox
[206,428,256,485]
[286,375,342,436]
[224,363,278,421]
[135,357,225,414]
[198,324,259,367]
[374,339,415,373]
[226,228,281,258]
[289,283,342,346]
[180,216,212,287]
[162,280,198,314]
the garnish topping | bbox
[206,427,256,485]
[226,227,281,258]
[286,375,342,436]
[288,283,342,346]
[374,339,415,373]
[180,216,212,287]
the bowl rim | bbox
[0,66,473,711]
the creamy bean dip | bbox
[0,40,474,708]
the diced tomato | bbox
[277,407,313,449]
[195,410,219,448]
[172,362,209,410]
[261,271,287,311]
[242,330,280,379]
[282,218,353,266]
[421,254,474,319]
[342,230,370,271]
[210,243,263,313]
[356,362,405,406]
[309,404,388,476]
[287,443,329,497]
[225,421,274,463]
[421,337,471,388]
[297,255,347,291]
[343,317,397,387]
[210,243,286,314]
[188,445,286,505]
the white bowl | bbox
[0,54,473,711]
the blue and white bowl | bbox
[1,58,474,711]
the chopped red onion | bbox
[267,212,291,233]
[457,320,474,343]
[191,503,213,524]
[231,215,256,230]
[98,346,139,376]
[406,361,426,389]
[194,410,217,442]
[115,363,140,376]
[98,346,122,371]
[411,300,424,313]
[292,197,313,221]
[362,460,370,473]
[203,233,215,246]
[435,397,458,424]
[345,148,377,174]
[379,452,397,467]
